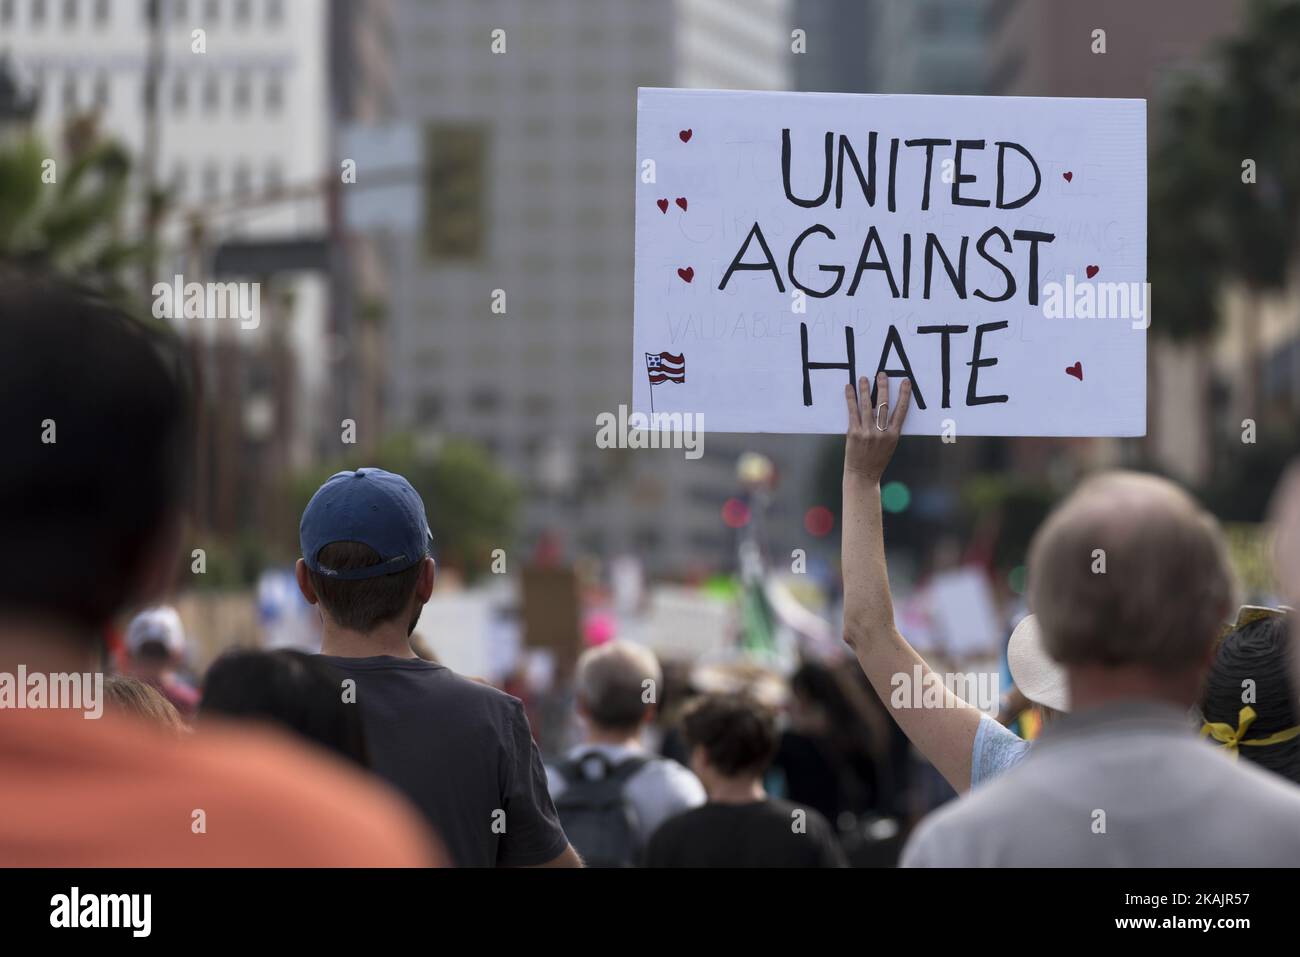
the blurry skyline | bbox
[0,0,1292,586]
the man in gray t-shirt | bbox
[907,699,1300,867]
[898,472,1300,867]
[840,385,1300,868]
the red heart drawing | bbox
[1085,265,1099,279]
[675,197,688,211]
[679,129,692,143]
[1066,362,1083,381]
[677,267,694,283]
[656,198,668,213]
[1063,171,1073,182]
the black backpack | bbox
[553,752,653,868]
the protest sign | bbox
[633,88,1147,436]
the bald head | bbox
[1028,471,1235,671]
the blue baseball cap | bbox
[300,468,433,580]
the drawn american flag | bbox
[646,351,686,384]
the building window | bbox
[232,74,249,112]
[93,72,109,109]
[264,73,282,112]
[171,75,187,112]
[61,0,75,24]
[203,0,218,24]
[61,74,77,111]
[201,163,220,201]
[263,161,282,195]
[423,123,488,261]
[233,0,248,25]
[233,163,251,199]
[0,0,14,25]
[93,0,107,23]
[416,393,443,422]
[32,0,46,27]
[202,73,219,112]
[171,163,188,199]
[469,389,500,415]
[265,0,281,25]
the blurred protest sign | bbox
[420,591,496,680]
[926,567,1003,658]
[522,566,583,678]
[623,584,734,661]
[633,88,1147,435]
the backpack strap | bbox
[557,751,655,785]
[607,753,655,785]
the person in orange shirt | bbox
[0,275,444,867]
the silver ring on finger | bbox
[875,404,889,431]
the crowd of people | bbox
[3,275,1300,867]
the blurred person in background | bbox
[104,674,186,735]
[771,660,882,827]
[969,614,1066,786]
[840,373,1300,865]
[124,605,199,722]
[0,276,441,866]
[298,469,580,868]
[200,649,370,768]
[645,693,846,867]
[652,657,698,767]
[546,640,705,866]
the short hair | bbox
[0,276,193,629]
[199,649,369,767]
[680,693,778,778]
[1028,471,1234,670]
[576,640,661,732]
[104,675,186,734]
[1202,616,1300,783]
[305,541,422,632]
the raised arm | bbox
[841,372,984,793]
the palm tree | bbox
[0,114,151,297]
[1151,0,1300,417]
[1149,0,1300,493]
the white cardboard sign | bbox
[632,88,1147,436]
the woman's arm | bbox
[841,372,985,793]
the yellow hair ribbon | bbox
[1201,706,1300,758]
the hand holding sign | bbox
[845,372,912,483]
